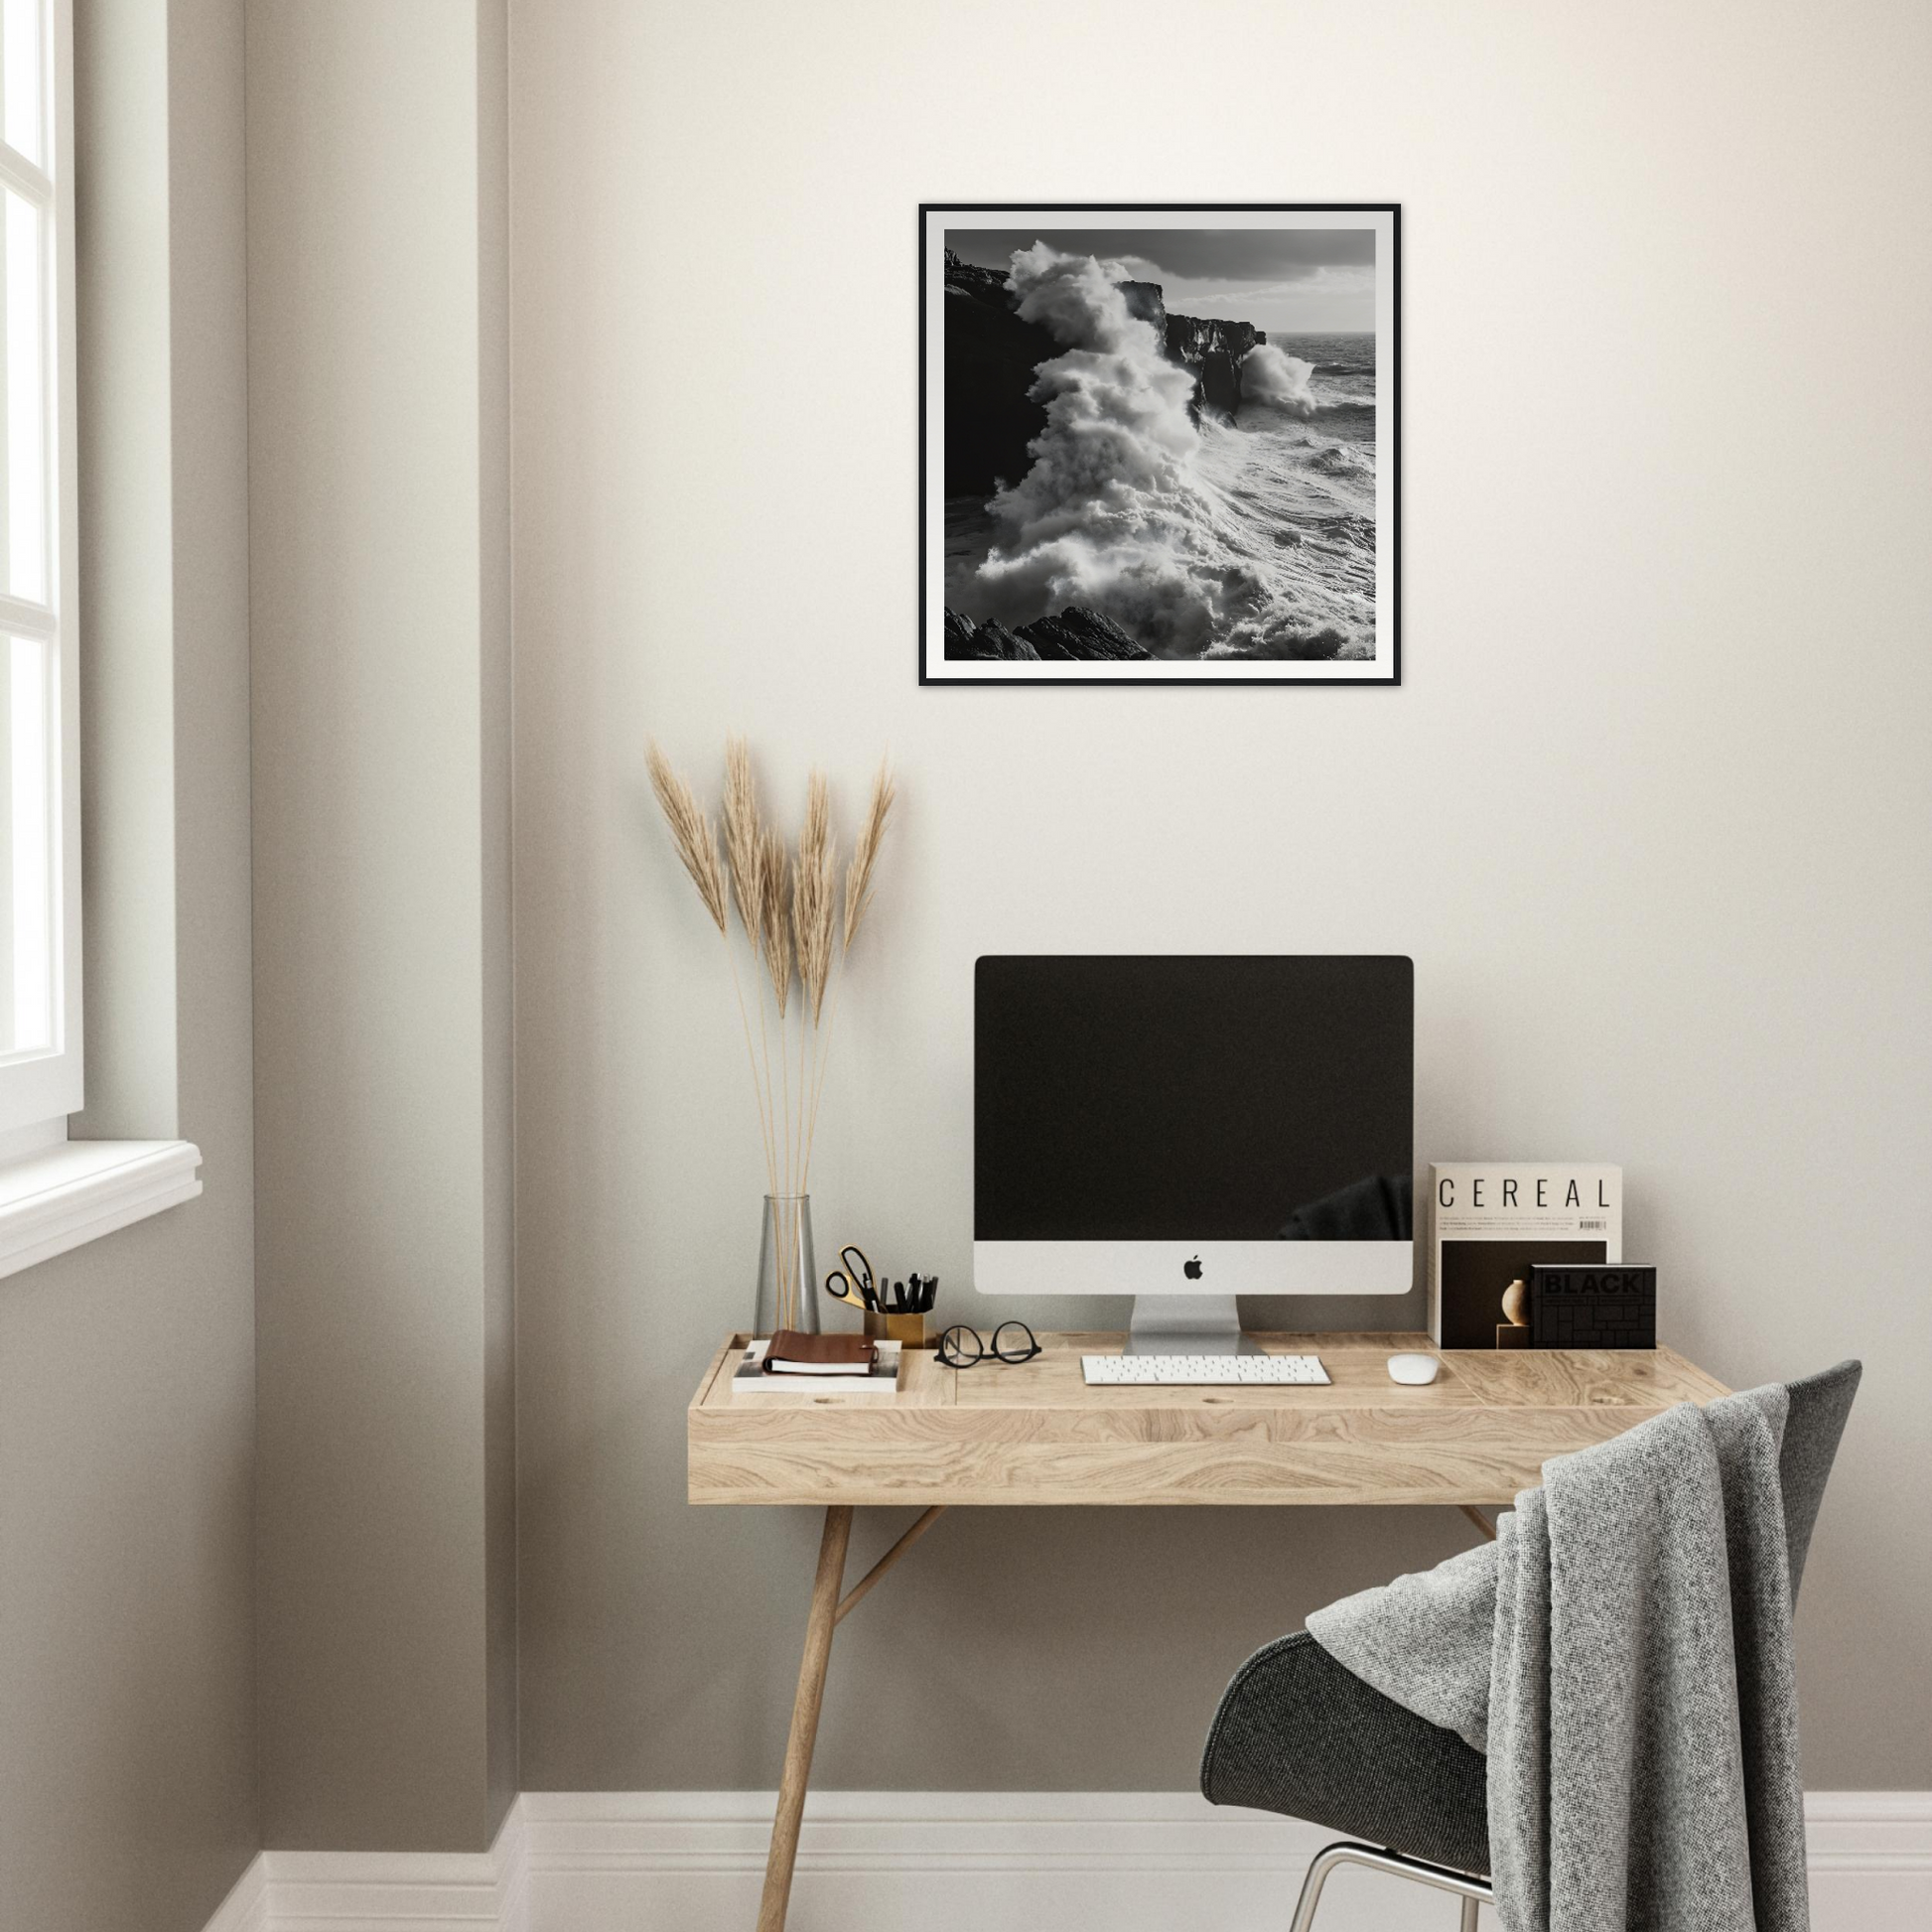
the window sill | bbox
[0,1139,203,1282]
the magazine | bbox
[1428,1164,1621,1348]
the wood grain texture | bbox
[835,1505,946,1625]
[756,1505,851,1932]
[688,1332,1731,1508]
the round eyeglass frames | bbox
[936,1320,1041,1368]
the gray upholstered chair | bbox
[1200,1361,1862,1930]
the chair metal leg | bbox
[1288,1841,1493,1932]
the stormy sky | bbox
[946,226,1376,335]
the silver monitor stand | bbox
[1124,1294,1259,1356]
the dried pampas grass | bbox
[844,759,896,949]
[793,773,836,1025]
[723,736,763,940]
[759,827,793,1018]
[645,737,896,1240]
[645,742,727,936]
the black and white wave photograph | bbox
[920,206,1399,685]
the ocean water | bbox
[943,247,1379,662]
[1194,335,1378,659]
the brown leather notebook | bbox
[763,1329,878,1375]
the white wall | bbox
[510,0,1932,1793]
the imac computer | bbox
[973,955,1414,1354]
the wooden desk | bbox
[688,1330,1728,1931]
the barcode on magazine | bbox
[1579,1218,1608,1230]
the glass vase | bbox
[754,1193,818,1338]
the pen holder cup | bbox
[866,1310,927,1348]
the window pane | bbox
[0,633,53,1055]
[2,0,41,167]
[2,188,43,604]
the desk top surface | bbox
[688,1331,1729,1508]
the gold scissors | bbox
[824,1244,878,1312]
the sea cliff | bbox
[942,252,1055,499]
[1166,311,1266,419]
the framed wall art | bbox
[920,204,1400,686]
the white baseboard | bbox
[202,1809,527,1932]
[201,1789,1932,1932]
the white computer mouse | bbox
[1387,1352,1442,1386]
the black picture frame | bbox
[919,203,1401,688]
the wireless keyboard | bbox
[1081,1353,1329,1387]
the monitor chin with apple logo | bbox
[972,956,1415,1356]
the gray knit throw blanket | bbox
[1307,1388,1809,1932]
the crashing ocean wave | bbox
[1238,344,1317,416]
[1307,442,1370,476]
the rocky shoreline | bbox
[943,607,1152,663]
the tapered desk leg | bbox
[757,1505,853,1932]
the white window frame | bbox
[0,0,200,1278]
[0,0,78,1141]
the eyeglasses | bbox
[937,1320,1040,1368]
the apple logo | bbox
[1183,1255,1203,1280]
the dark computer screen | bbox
[974,956,1414,1242]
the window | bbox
[0,0,200,1272]
[0,0,75,1143]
